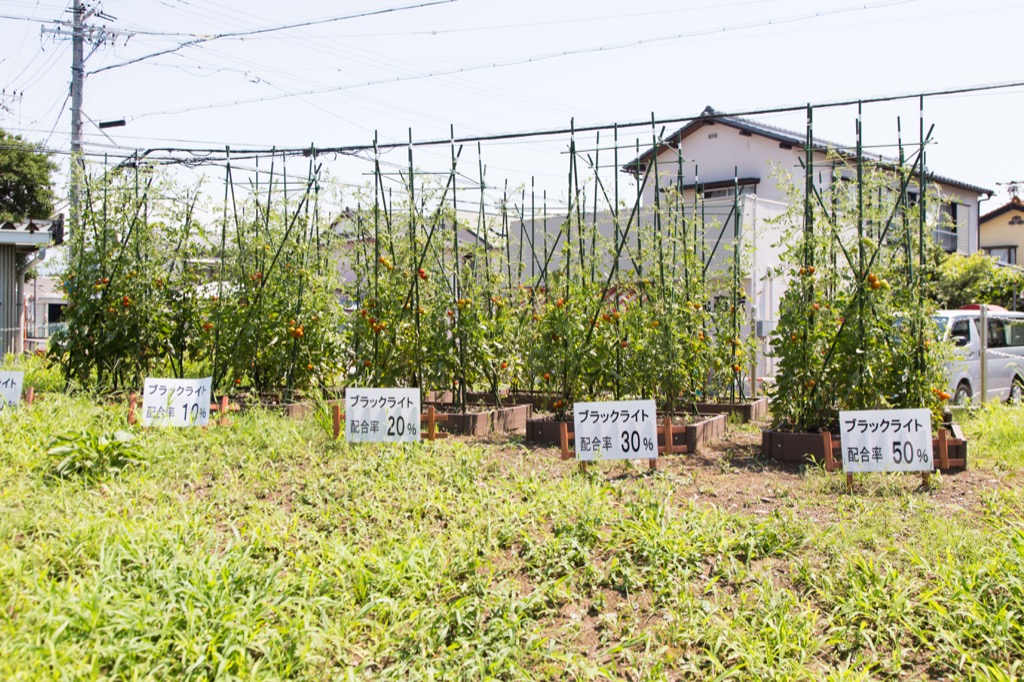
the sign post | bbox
[0,371,24,416]
[344,388,421,443]
[139,377,213,427]
[572,399,659,463]
[838,408,933,487]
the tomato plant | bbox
[767,155,950,432]
[55,162,346,395]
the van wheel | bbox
[954,382,973,406]
[1010,379,1024,405]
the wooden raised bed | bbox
[430,403,533,437]
[688,397,768,422]
[274,390,533,437]
[506,392,562,410]
[527,412,727,453]
[761,424,968,471]
[225,392,336,420]
[426,390,550,409]
[525,417,568,446]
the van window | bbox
[950,318,971,343]
[1007,319,1024,348]
[987,318,1007,348]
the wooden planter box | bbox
[282,401,316,419]
[436,403,533,437]
[426,390,540,408]
[506,392,562,410]
[426,390,454,403]
[527,412,727,453]
[525,416,568,446]
[761,430,832,463]
[683,412,728,452]
[762,425,969,471]
[689,397,768,422]
[216,396,315,419]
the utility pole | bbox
[996,181,1022,201]
[69,0,84,229]
[42,1,130,234]
[71,0,83,159]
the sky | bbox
[1,0,1022,214]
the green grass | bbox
[1,352,65,393]
[1,396,1023,680]
[961,402,1024,470]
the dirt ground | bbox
[477,422,1014,521]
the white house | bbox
[625,106,993,255]
[614,106,993,376]
[24,275,67,352]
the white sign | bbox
[0,371,24,417]
[345,387,420,443]
[140,377,212,427]
[573,399,658,461]
[839,408,933,473]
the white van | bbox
[934,308,1024,404]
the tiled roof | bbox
[980,196,1024,223]
[626,106,993,196]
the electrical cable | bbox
[88,0,460,75]
[108,80,1024,158]
[122,0,917,123]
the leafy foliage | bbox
[2,394,1024,679]
[46,428,143,479]
[51,163,345,393]
[926,251,1024,311]
[1,352,63,393]
[767,155,949,431]
[0,128,56,221]
[345,177,753,411]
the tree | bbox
[0,128,57,221]
[925,251,1024,311]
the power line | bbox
[321,0,787,38]
[88,0,460,75]
[124,0,917,123]
[11,79,1023,192]
[109,80,1024,160]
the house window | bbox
[934,202,962,253]
[983,246,1017,265]
[701,185,752,199]
[1010,215,1023,225]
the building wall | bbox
[640,122,986,257]
[641,124,802,205]
[0,245,18,355]
[979,204,1024,265]
[938,186,979,255]
[25,276,66,339]
[504,195,793,378]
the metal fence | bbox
[26,322,66,339]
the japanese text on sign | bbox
[0,371,24,417]
[345,387,420,443]
[573,399,658,461]
[140,377,212,427]
[838,408,933,473]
